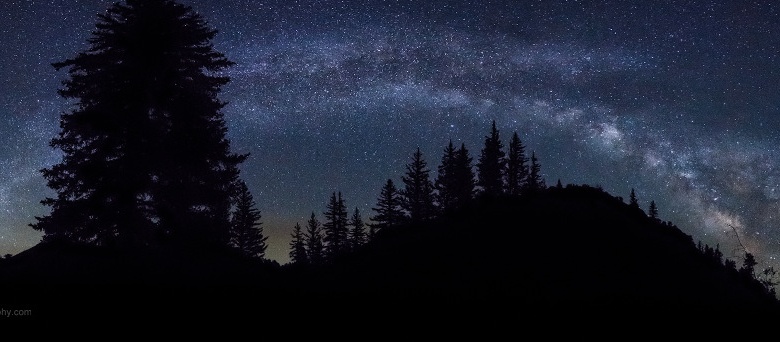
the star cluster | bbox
[1,0,779,265]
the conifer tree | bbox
[505,131,528,196]
[453,143,476,208]
[435,141,459,212]
[229,181,267,258]
[725,258,738,271]
[741,252,758,278]
[401,148,436,223]
[323,192,349,258]
[629,188,639,208]
[289,223,308,265]
[714,244,723,265]
[648,200,658,219]
[370,179,404,235]
[525,151,545,192]
[348,207,366,250]
[33,0,245,247]
[477,120,506,197]
[305,212,324,265]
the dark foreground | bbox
[2,186,778,325]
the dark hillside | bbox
[298,185,779,317]
[1,185,777,324]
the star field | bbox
[1,0,779,265]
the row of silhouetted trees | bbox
[696,239,778,297]
[37,0,552,265]
[288,120,547,265]
[288,195,368,265]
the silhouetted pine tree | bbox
[525,151,545,192]
[477,120,506,197]
[435,141,459,212]
[34,0,246,247]
[703,244,715,260]
[505,131,528,196]
[648,200,658,219]
[370,179,404,236]
[741,252,758,278]
[348,207,366,251]
[725,258,738,271]
[401,148,436,223]
[305,213,324,265]
[453,143,476,208]
[229,181,267,258]
[323,192,349,259]
[289,223,308,265]
[629,188,639,209]
[714,244,723,265]
[699,242,724,267]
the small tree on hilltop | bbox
[648,200,658,220]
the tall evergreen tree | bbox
[289,223,308,265]
[505,131,528,196]
[435,140,459,212]
[229,181,267,258]
[401,148,436,223]
[304,212,324,265]
[629,188,639,208]
[648,200,659,219]
[33,0,245,247]
[323,192,349,258]
[370,179,404,235]
[525,151,545,192]
[477,120,506,197]
[348,207,366,251]
[453,143,476,208]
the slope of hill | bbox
[288,185,780,322]
[1,185,777,324]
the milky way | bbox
[1,0,779,265]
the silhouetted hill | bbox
[2,185,778,325]
[286,185,780,321]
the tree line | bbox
[287,120,547,265]
[34,0,552,264]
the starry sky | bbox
[1,0,779,265]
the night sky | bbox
[1,0,779,266]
